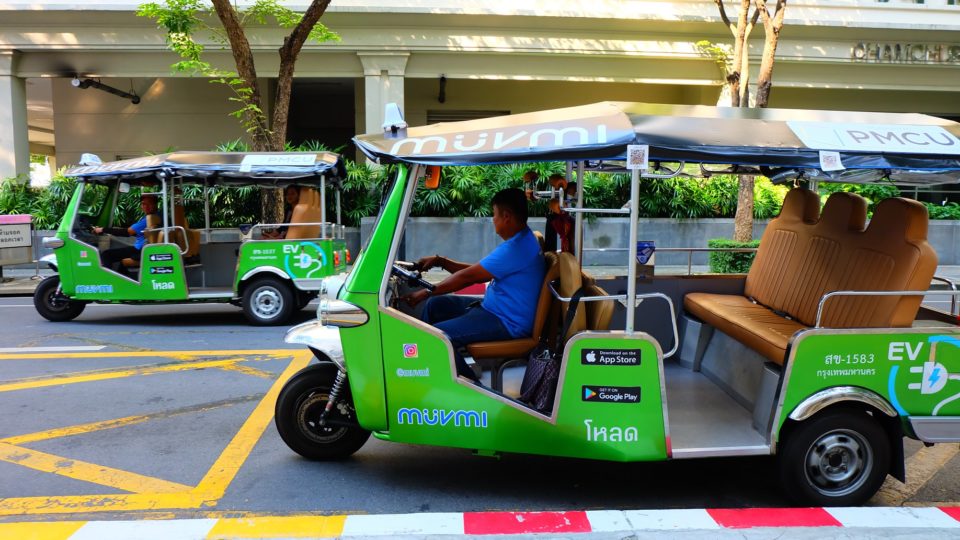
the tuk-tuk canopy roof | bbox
[354,102,960,185]
[64,151,347,186]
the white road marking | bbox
[0,346,106,353]
[70,518,217,540]
[828,507,960,528]
[341,512,463,536]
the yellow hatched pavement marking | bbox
[0,442,193,494]
[0,350,297,361]
[0,357,260,393]
[874,443,960,506]
[0,349,312,516]
[206,516,347,539]
[1,414,155,445]
[0,521,86,540]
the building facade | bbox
[1,0,959,177]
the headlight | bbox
[319,299,368,328]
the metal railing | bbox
[548,282,680,358]
[815,289,960,328]
[248,221,344,240]
[146,225,190,256]
[581,246,758,275]
[931,275,959,316]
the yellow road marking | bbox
[206,515,347,539]
[217,363,276,379]
[0,521,86,540]
[0,442,193,494]
[0,358,254,393]
[0,350,313,516]
[873,443,960,506]
[1,395,258,446]
[195,351,312,498]
[0,349,298,361]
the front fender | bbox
[285,320,345,370]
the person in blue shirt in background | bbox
[94,193,160,276]
[405,188,546,380]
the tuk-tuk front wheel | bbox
[275,363,370,460]
[34,276,86,322]
[778,408,890,506]
[242,276,294,325]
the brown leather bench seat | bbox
[685,188,938,365]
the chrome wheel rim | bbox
[251,286,282,319]
[804,429,873,497]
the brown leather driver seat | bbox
[465,251,559,360]
[286,186,323,240]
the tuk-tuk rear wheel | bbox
[242,276,294,325]
[778,408,890,506]
[275,363,370,460]
[33,276,86,322]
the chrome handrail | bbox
[249,221,342,239]
[548,282,680,358]
[146,225,190,256]
[931,275,958,316]
[579,247,758,275]
[815,289,960,328]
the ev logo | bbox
[889,342,923,361]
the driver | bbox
[93,193,160,275]
[405,188,545,380]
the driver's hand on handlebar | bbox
[416,255,444,272]
[93,226,104,234]
[403,289,432,307]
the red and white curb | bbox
[3,507,960,538]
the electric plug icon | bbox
[909,361,949,395]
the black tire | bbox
[274,363,370,460]
[296,291,316,311]
[33,276,86,322]
[242,276,294,325]
[778,408,891,506]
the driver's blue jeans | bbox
[422,295,514,380]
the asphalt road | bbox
[0,297,957,524]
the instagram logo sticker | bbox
[402,344,419,358]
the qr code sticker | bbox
[626,145,649,170]
[819,150,845,172]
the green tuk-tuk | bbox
[275,102,960,505]
[34,151,350,325]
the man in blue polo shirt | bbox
[405,188,545,380]
[94,193,160,276]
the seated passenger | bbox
[405,188,546,380]
[93,193,160,275]
[263,185,300,239]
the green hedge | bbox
[707,238,760,274]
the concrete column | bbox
[358,52,410,136]
[0,51,29,180]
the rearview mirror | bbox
[118,182,131,194]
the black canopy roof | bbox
[354,102,960,185]
[64,151,347,186]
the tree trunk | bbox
[754,0,786,108]
[733,175,755,242]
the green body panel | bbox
[234,238,348,292]
[345,166,409,294]
[780,329,960,431]
[336,167,410,430]
[63,240,188,301]
[339,293,389,431]
[377,313,667,461]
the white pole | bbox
[625,167,640,334]
[575,160,585,264]
[336,189,342,239]
[203,181,210,232]
[320,176,327,238]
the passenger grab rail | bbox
[580,247,758,275]
[815,289,960,328]
[146,225,190,256]
[248,222,344,239]
[548,282,680,359]
[931,275,959,316]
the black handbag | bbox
[519,287,585,413]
